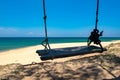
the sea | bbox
[0,37,120,52]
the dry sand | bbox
[0,40,120,80]
[0,41,119,65]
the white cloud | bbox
[6,28,17,32]
[0,27,18,37]
[0,27,4,31]
[28,32,34,35]
[0,27,17,32]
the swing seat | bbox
[36,46,107,60]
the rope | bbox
[43,0,48,39]
[87,0,104,52]
[95,0,99,29]
[41,0,51,52]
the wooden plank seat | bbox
[36,46,107,60]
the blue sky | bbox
[0,0,120,37]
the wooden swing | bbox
[36,0,106,61]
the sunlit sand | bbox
[0,41,119,65]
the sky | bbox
[0,0,120,37]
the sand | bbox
[0,40,120,80]
[0,41,119,65]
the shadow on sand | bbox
[1,53,120,80]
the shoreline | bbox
[0,38,119,53]
[0,41,112,53]
[0,41,120,65]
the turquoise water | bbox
[0,37,120,52]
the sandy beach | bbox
[0,41,118,65]
[0,41,120,80]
